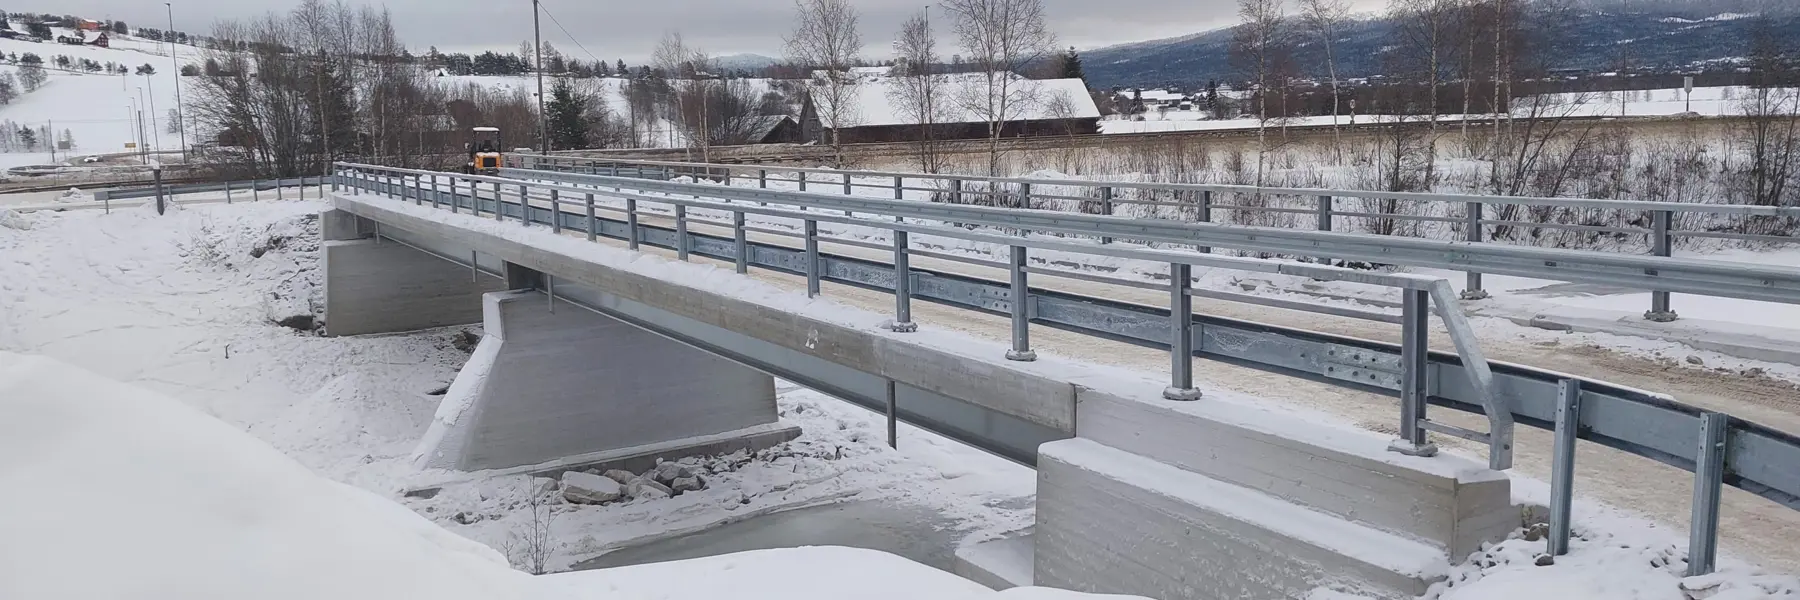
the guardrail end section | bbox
[1428,280,1514,471]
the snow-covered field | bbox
[3,193,1798,598]
[0,30,195,171]
[1099,86,1791,135]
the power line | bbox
[534,0,604,65]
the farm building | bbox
[798,71,1100,144]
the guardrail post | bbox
[893,175,903,200]
[627,197,640,250]
[733,211,749,274]
[799,171,807,192]
[277,179,284,201]
[1687,412,1728,577]
[549,189,562,233]
[152,167,165,215]
[805,220,821,297]
[675,204,690,260]
[1548,379,1582,557]
[887,379,899,449]
[723,168,732,187]
[759,169,767,189]
[585,193,597,242]
[892,230,917,333]
[493,182,503,221]
[226,179,235,202]
[1462,202,1489,300]
[1006,246,1037,362]
[1165,262,1201,401]
[1391,288,1439,457]
[429,174,440,209]
[518,184,530,226]
[253,180,261,202]
[331,171,340,192]
[1198,191,1214,254]
[952,178,963,204]
[1018,183,1034,238]
[843,172,852,196]
[1100,186,1115,245]
[1647,210,1679,322]
[1317,195,1333,231]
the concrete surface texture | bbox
[426,290,786,472]
[321,210,503,336]
[1073,387,1515,558]
[1035,439,1450,600]
[954,534,1035,590]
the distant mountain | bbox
[1082,7,1799,90]
[713,53,781,71]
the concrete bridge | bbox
[321,174,1518,600]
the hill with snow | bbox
[0,23,191,172]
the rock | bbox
[670,475,705,494]
[627,477,672,500]
[652,462,692,485]
[1685,355,1704,366]
[602,469,637,485]
[1534,553,1555,567]
[1522,522,1549,542]
[532,477,559,495]
[451,511,483,525]
[451,330,481,353]
[561,471,623,504]
[274,314,316,331]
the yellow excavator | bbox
[465,127,502,175]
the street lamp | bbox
[166,3,188,163]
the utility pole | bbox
[166,2,188,163]
[146,77,162,153]
[533,0,548,153]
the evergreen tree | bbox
[304,62,356,159]
[616,59,627,75]
[1059,47,1084,81]
[18,126,34,151]
[111,20,127,35]
[545,79,590,150]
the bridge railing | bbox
[334,161,1800,576]
[512,153,1800,324]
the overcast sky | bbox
[74,0,1386,63]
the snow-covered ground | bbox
[0,29,196,170]
[1099,86,1792,135]
[3,193,1798,599]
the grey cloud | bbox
[69,0,1384,62]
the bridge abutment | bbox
[321,210,502,336]
[413,290,798,473]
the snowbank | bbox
[0,351,532,600]
[0,350,1143,600]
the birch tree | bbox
[1297,0,1348,162]
[889,8,946,173]
[1230,0,1285,184]
[784,0,862,167]
[941,0,1055,176]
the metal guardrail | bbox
[93,176,329,202]
[334,162,1800,576]
[517,154,1800,324]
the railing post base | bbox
[1460,288,1491,301]
[1644,309,1680,323]
[1162,387,1202,402]
[1386,439,1440,457]
[1005,350,1038,362]
[888,321,918,333]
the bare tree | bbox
[1738,16,1800,211]
[1388,0,1456,186]
[1297,0,1349,162]
[784,0,862,167]
[1230,0,1285,185]
[502,487,556,575]
[654,32,715,162]
[941,0,1056,175]
[889,8,947,173]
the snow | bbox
[809,73,1099,128]
[0,350,532,600]
[536,547,996,599]
[0,30,196,162]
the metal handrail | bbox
[332,161,1800,576]
[516,153,1800,322]
[513,153,1800,218]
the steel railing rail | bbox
[516,153,1800,322]
[504,167,1800,307]
[333,162,1800,577]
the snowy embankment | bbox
[0,31,194,171]
[1,197,1797,599]
[0,350,1123,600]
